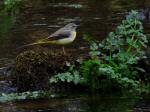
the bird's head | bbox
[64,23,78,31]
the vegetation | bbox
[50,10,149,93]
[82,10,148,92]
[0,90,54,102]
[0,10,149,103]
[0,0,23,33]
[4,0,24,14]
[50,65,82,85]
[0,1,149,112]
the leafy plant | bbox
[81,10,148,92]
[101,10,148,84]
[83,34,101,59]
[0,90,55,103]
[80,59,101,90]
[49,10,148,93]
[50,65,83,85]
[4,0,24,14]
[101,10,148,60]
[89,42,101,59]
[0,0,24,33]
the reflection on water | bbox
[0,95,142,112]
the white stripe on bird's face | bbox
[63,23,78,31]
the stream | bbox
[0,0,150,111]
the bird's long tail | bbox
[16,42,40,49]
[16,38,57,49]
[16,38,49,49]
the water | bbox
[0,95,143,112]
[0,0,149,67]
[0,0,150,111]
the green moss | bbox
[11,48,77,92]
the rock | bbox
[11,48,77,92]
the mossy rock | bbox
[11,49,78,92]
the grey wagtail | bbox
[19,23,78,54]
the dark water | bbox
[0,0,150,112]
[0,95,145,112]
[0,0,150,67]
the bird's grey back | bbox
[48,23,77,38]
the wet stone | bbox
[10,48,79,92]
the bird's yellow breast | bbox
[50,31,77,45]
[34,31,77,45]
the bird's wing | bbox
[47,29,71,41]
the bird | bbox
[18,23,78,54]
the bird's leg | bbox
[62,46,66,55]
